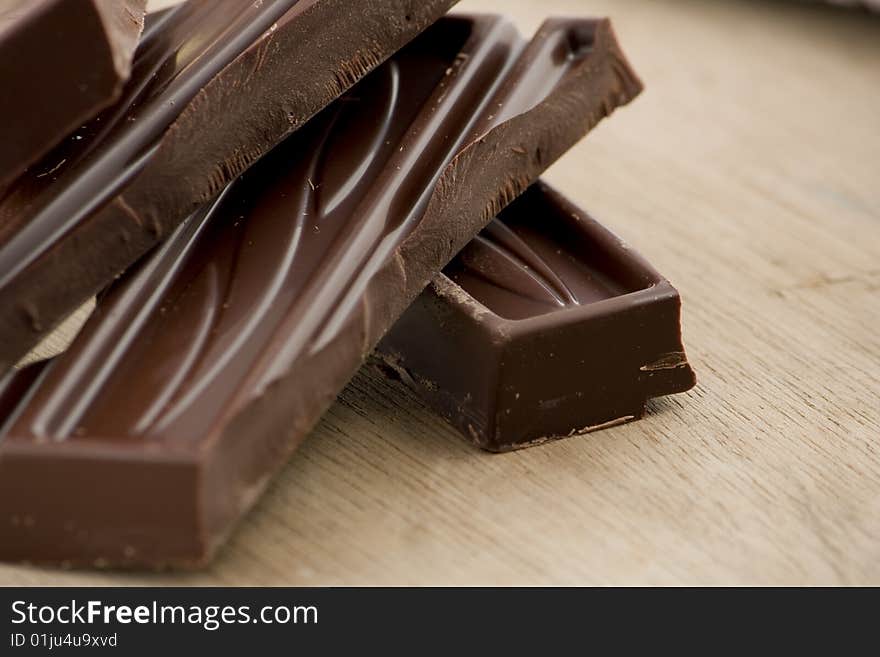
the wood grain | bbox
[2,0,878,585]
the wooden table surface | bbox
[2,0,879,586]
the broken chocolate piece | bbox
[378,182,696,452]
[0,0,459,372]
[0,15,642,567]
[0,0,146,188]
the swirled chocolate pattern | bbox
[379,183,696,452]
[0,0,145,188]
[0,16,644,566]
[0,0,305,288]
[445,214,629,320]
[0,0,459,372]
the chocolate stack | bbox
[0,1,694,567]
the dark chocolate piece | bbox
[0,0,146,188]
[0,15,642,567]
[378,182,696,452]
[0,0,459,373]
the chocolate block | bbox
[0,16,642,567]
[0,0,459,373]
[0,0,146,188]
[378,183,696,452]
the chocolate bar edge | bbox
[0,16,643,569]
[0,0,459,373]
[203,16,645,564]
[0,0,147,189]
[378,182,696,452]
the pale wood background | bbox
[2,0,879,585]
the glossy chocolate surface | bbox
[0,16,643,566]
[0,0,304,289]
[0,0,146,188]
[0,0,458,372]
[379,183,696,451]
[445,216,637,320]
[9,16,506,442]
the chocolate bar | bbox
[0,0,459,373]
[378,183,696,452]
[0,0,146,188]
[0,15,642,567]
